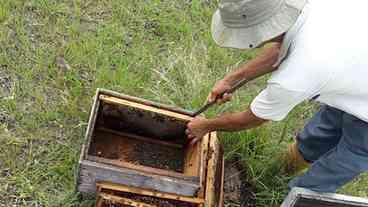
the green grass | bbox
[0,0,367,206]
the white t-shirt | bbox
[251,0,368,122]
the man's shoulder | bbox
[268,60,327,94]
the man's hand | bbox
[207,42,281,106]
[208,79,233,105]
[186,117,211,145]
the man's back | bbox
[260,0,368,122]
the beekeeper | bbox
[186,0,368,193]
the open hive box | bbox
[281,187,368,207]
[77,89,224,207]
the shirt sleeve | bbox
[250,83,310,121]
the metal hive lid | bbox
[282,188,368,207]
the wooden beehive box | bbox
[77,89,224,207]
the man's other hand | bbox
[208,79,233,105]
[186,117,211,145]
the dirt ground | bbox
[0,70,14,100]
[224,158,256,207]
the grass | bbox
[0,0,367,206]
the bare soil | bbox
[224,158,256,207]
[0,110,15,128]
[89,130,185,172]
[0,70,14,100]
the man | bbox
[186,0,368,193]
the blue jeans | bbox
[288,105,368,192]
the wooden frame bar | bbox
[197,134,210,198]
[97,127,183,149]
[97,182,205,204]
[205,133,224,207]
[97,192,158,207]
[78,159,200,196]
[82,89,101,160]
[87,155,199,182]
[99,94,193,122]
[97,88,194,116]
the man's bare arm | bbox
[186,108,268,142]
[224,43,281,84]
[187,43,281,140]
[206,108,266,132]
[209,42,282,103]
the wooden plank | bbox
[96,195,104,207]
[78,159,200,196]
[83,89,101,159]
[98,88,194,116]
[205,133,224,207]
[76,144,86,192]
[184,134,206,177]
[87,155,199,182]
[196,133,210,198]
[99,94,193,122]
[98,127,183,149]
[183,143,200,176]
[99,192,158,207]
[219,156,225,207]
[97,182,205,204]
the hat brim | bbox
[211,0,306,49]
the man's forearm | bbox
[223,43,281,84]
[205,108,267,132]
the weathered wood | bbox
[87,155,199,182]
[100,94,192,122]
[83,90,102,159]
[183,135,204,177]
[98,127,183,149]
[97,182,205,204]
[219,156,225,207]
[197,133,210,198]
[205,133,224,207]
[78,159,200,196]
[97,88,194,116]
[98,192,158,207]
[96,195,104,207]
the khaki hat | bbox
[211,0,307,49]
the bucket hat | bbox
[211,0,307,49]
